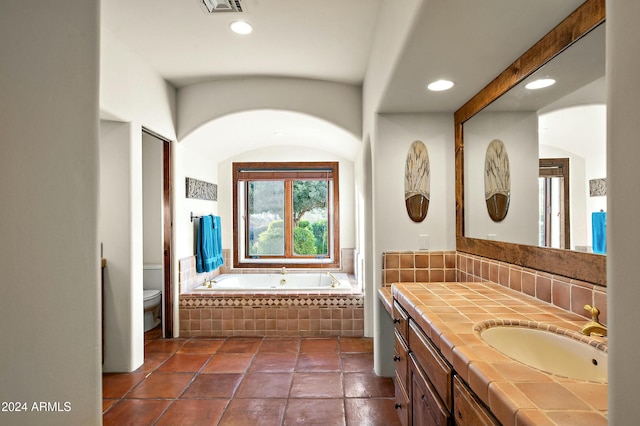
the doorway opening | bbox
[142,128,173,337]
[538,158,570,249]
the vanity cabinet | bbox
[393,301,411,426]
[411,354,452,425]
[393,297,497,426]
[453,376,499,426]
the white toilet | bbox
[143,264,163,332]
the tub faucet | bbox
[326,271,340,287]
[580,305,607,337]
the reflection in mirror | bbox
[463,23,605,253]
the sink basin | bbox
[480,326,607,382]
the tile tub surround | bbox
[391,282,607,426]
[381,251,607,324]
[179,293,365,337]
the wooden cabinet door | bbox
[453,376,499,426]
[410,354,451,426]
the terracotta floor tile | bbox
[300,337,339,353]
[102,372,146,399]
[296,352,341,371]
[102,399,117,413]
[345,398,402,426]
[201,353,254,373]
[340,337,373,353]
[127,372,194,399]
[218,398,286,426]
[249,352,298,372]
[181,373,242,399]
[156,399,229,426]
[341,353,374,373]
[177,339,225,354]
[290,372,343,398]
[133,352,172,373]
[283,398,346,426]
[259,337,301,353]
[103,399,171,426]
[156,353,211,373]
[235,372,293,398]
[218,337,262,354]
[343,373,395,398]
[144,339,187,354]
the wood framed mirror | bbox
[454,0,607,286]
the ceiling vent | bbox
[200,0,245,14]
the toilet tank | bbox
[143,264,163,291]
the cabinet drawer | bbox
[394,330,410,391]
[411,354,451,426]
[393,300,409,343]
[409,319,453,411]
[394,371,410,426]
[453,376,499,426]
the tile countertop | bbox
[382,282,607,426]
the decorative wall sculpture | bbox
[589,178,606,197]
[186,177,217,201]
[404,140,430,222]
[484,139,510,221]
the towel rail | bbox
[190,212,212,222]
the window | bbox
[233,162,340,268]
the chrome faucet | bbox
[580,305,607,337]
[281,267,287,275]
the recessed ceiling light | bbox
[230,20,252,35]
[427,80,455,92]
[525,78,556,90]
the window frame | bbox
[232,161,340,269]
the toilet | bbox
[143,264,163,332]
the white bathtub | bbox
[195,272,351,292]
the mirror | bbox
[455,0,607,286]
[464,23,606,251]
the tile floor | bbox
[103,327,401,425]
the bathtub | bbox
[194,272,352,292]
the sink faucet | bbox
[281,267,287,275]
[580,305,607,337]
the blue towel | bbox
[592,211,606,254]
[212,216,223,269]
[196,215,224,273]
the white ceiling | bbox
[102,0,590,159]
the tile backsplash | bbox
[381,250,607,324]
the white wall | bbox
[373,114,456,256]
[464,112,539,245]
[99,23,178,340]
[607,1,640,423]
[143,133,164,265]
[0,1,101,425]
[362,0,423,132]
[99,121,144,372]
[173,143,220,266]
[100,28,177,140]
[370,113,455,375]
